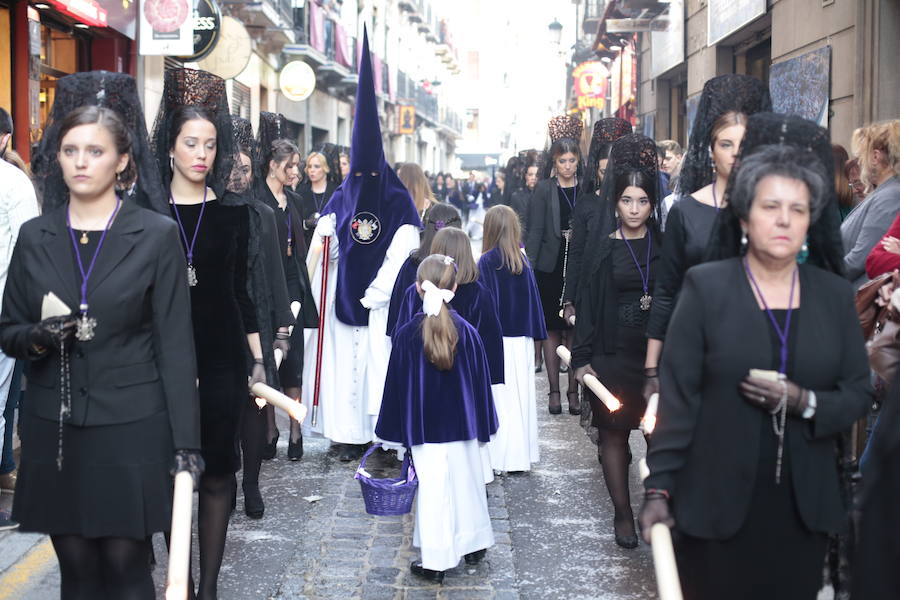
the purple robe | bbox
[477,247,547,340]
[386,254,420,336]
[375,311,499,446]
[390,279,505,385]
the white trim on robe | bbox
[488,336,539,472]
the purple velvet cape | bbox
[323,30,421,326]
[477,247,548,340]
[390,279,505,385]
[386,254,420,336]
[375,311,499,447]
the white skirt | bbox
[488,337,539,471]
[411,440,495,571]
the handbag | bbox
[867,289,900,384]
[856,272,895,339]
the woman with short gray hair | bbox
[639,138,872,599]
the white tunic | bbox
[488,336,540,471]
[302,221,420,444]
[412,440,495,571]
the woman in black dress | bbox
[256,136,318,464]
[297,150,338,248]
[639,140,869,600]
[152,68,266,600]
[572,135,661,549]
[525,115,584,415]
[644,75,771,401]
[3,98,200,596]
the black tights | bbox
[541,330,577,396]
[52,535,154,600]
[197,472,235,600]
[241,397,266,489]
[599,430,637,537]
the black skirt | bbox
[535,239,569,331]
[13,410,174,540]
[589,321,647,431]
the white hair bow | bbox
[421,280,454,317]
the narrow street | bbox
[0,370,655,600]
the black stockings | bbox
[284,387,301,443]
[197,472,235,600]
[541,330,576,396]
[52,535,154,600]
[264,404,278,445]
[240,397,266,488]
[599,430,636,537]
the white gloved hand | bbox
[315,213,336,238]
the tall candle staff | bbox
[311,233,331,426]
[638,458,683,600]
[556,345,622,412]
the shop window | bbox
[232,81,251,119]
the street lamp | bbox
[548,19,563,45]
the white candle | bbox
[638,458,683,600]
[555,345,622,412]
[166,471,194,600]
[252,382,308,423]
[641,393,659,435]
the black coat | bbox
[563,190,603,307]
[0,201,200,450]
[525,178,565,273]
[508,187,533,236]
[645,258,871,539]
[295,181,338,248]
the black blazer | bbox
[646,258,871,539]
[295,181,337,247]
[525,178,564,273]
[0,201,201,450]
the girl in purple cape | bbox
[375,254,497,583]
[479,206,547,472]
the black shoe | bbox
[288,433,304,461]
[243,483,264,519]
[262,431,279,460]
[567,391,582,415]
[410,561,445,583]
[615,533,639,549]
[548,391,562,415]
[464,549,486,565]
[0,511,19,531]
[338,444,359,462]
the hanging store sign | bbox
[177,0,223,62]
[707,0,765,46]
[572,61,609,111]
[280,61,317,102]
[197,16,251,80]
[49,0,108,28]
[139,0,193,55]
[398,105,416,134]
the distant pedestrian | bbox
[376,254,497,583]
[509,162,538,235]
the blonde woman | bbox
[398,162,436,220]
[298,150,337,247]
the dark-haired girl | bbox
[525,137,583,415]
[572,151,662,549]
[152,69,265,599]
[1,105,200,598]
[376,254,497,583]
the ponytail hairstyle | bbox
[430,227,478,284]
[482,205,524,274]
[417,254,459,371]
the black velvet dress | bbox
[535,186,575,330]
[170,199,257,475]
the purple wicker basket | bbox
[355,444,418,516]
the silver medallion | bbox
[640,294,652,311]
[187,264,198,287]
[76,312,97,341]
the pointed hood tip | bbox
[350,26,385,171]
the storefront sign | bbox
[139,0,193,55]
[49,0,107,28]
[280,61,316,102]
[177,0,223,62]
[398,105,416,134]
[571,61,609,111]
[197,16,251,80]
[650,0,684,79]
[708,0,765,46]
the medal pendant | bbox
[640,294,652,311]
[75,312,97,341]
[80,231,89,245]
[187,264,198,287]
[287,245,292,257]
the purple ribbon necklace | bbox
[170,186,207,287]
[619,226,653,310]
[743,257,798,484]
[65,197,122,342]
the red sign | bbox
[49,0,108,28]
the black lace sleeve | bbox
[233,205,258,334]
[646,202,688,341]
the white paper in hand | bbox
[41,292,71,320]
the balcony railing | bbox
[291,2,356,71]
